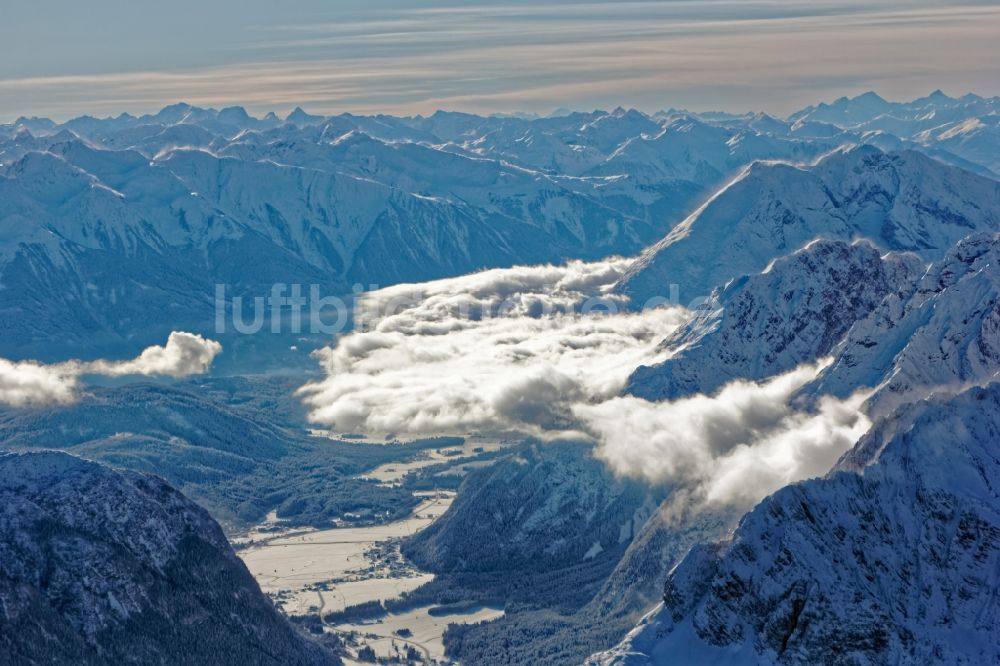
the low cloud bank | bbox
[0,332,222,407]
[301,258,685,436]
[301,259,873,511]
[0,359,79,407]
[578,362,872,513]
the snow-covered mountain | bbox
[585,157,1000,662]
[788,90,901,127]
[5,94,1000,665]
[624,220,1000,418]
[810,231,1000,418]
[590,223,1000,666]
[401,441,689,666]
[591,382,1000,665]
[404,442,656,575]
[617,145,1000,306]
[0,450,334,665]
[787,90,1000,177]
[570,240,930,664]
[626,239,925,400]
[789,90,1000,135]
[0,111,735,359]
[3,95,998,360]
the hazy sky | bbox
[2,0,998,120]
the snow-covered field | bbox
[359,437,507,484]
[239,492,453,615]
[338,604,505,663]
[238,437,514,663]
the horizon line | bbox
[4,88,997,127]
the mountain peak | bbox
[218,105,251,123]
[855,90,888,103]
[617,142,1000,304]
[285,106,324,124]
[12,115,55,128]
[0,451,332,664]
[912,88,954,106]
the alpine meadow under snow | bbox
[3,88,1000,665]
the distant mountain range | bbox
[3,92,998,362]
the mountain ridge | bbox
[0,450,336,665]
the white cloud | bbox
[0,359,78,407]
[578,362,872,514]
[80,331,222,378]
[302,259,874,513]
[0,331,222,407]
[299,258,686,436]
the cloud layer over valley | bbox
[300,260,872,510]
[300,258,685,436]
[580,364,872,513]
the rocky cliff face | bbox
[811,232,1000,418]
[626,239,924,401]
[590,383,1000,666]
[0,451,335,665]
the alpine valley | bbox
[3,90,1000,665]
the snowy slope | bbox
[617,145,1000,305]
[404,441,657,574]
[590,382,1000,665]
[626,239,924,400]
[810,231,1000,417]
[0,451,335,665]
[0,138,641,359]
[914,116,1000,176]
